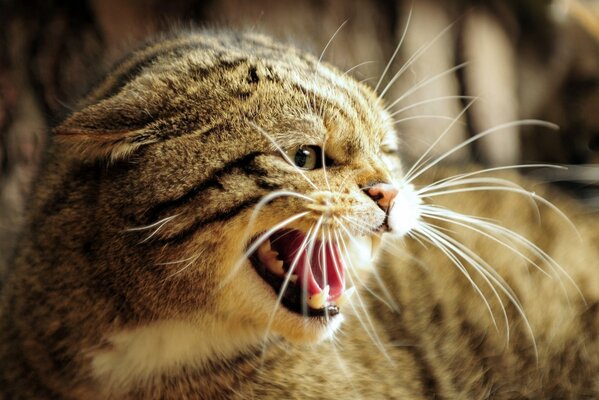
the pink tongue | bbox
[270,230,345,301]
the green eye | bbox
[286,145,322,170]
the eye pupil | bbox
[294,148,310,168]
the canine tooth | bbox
[322,285,330,299]
[345,286,356,300]
[289,274,298,283]
[336,287,356,307]
[307,286,329,310]
[347,235,373,270]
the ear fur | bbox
[53,94,160,162]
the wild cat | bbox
[0,30,598,399]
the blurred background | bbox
[1,0,598,266]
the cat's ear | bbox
[53,94,161,161]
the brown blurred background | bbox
[1,0,599,267]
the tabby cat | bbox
[0,30,598,399]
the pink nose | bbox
[366,183,398,212]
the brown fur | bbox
[0,30,598,399]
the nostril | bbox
[365,183,399,212]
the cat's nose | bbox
[365,183,398,212]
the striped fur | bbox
[0,30,598,399]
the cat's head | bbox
[53,31,421,346]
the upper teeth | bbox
[257,240,285,276]
[335,286,355,307]
[346,235,374,271]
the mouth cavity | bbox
[250,229,353,318]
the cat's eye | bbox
[286,145,329,170]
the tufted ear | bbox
[53,94,162,161]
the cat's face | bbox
[55,32,420,345]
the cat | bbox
[0,29,598,399]
[3,0,599,275]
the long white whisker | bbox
[303,216,325,316]
[249,122,319,191]
[404,120,559,185]
[241,190,315,250]
[336,232,394,363]
[385,62,469,111]
[419,204,582,301]
[419,185,580,240]
[344,61,376,76]
[126,214,180,243]
[374,6,414,93]
[260,226,315,360]
[317,20,348,64]
[315,20,348,119]
[222,212,310,287]
[402,99,476,184]
[335,218,400,312]
[417,164,567,194]
[416,223,540,357]
[388,95,476,117]
[419,209,551,278]
[393,114,468,125]
[322,226,331,323]
[412,225,501,333]
[379,20,458,98]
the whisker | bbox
[335,231,394,363]
[419,208,551,278]
[402,99,476,184]
[385,62,469,111]
[125,214,180,243]
[295,216,324,319]
[322,226,331,323]
[317,20,348,65]
[249,122,319,191]
[379,19,459,99]
[403,120,559,185]
[416,164,567,194]
[388,95,476,118]
[413,225,504,334]
[260,226,315,361]
[374,5,413,93]
[419,204,582,301]
[415,223,540,357]
[162,253,203,281]
[393,114,468,125]
[344,60,376,76]
[222,211,310,287]
[419,185,580,240]
[241,190,315,250]
[335,220,399,312]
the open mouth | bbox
[249,229,350,318]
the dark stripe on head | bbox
[164,196,263,245]
[144,151,264,223]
